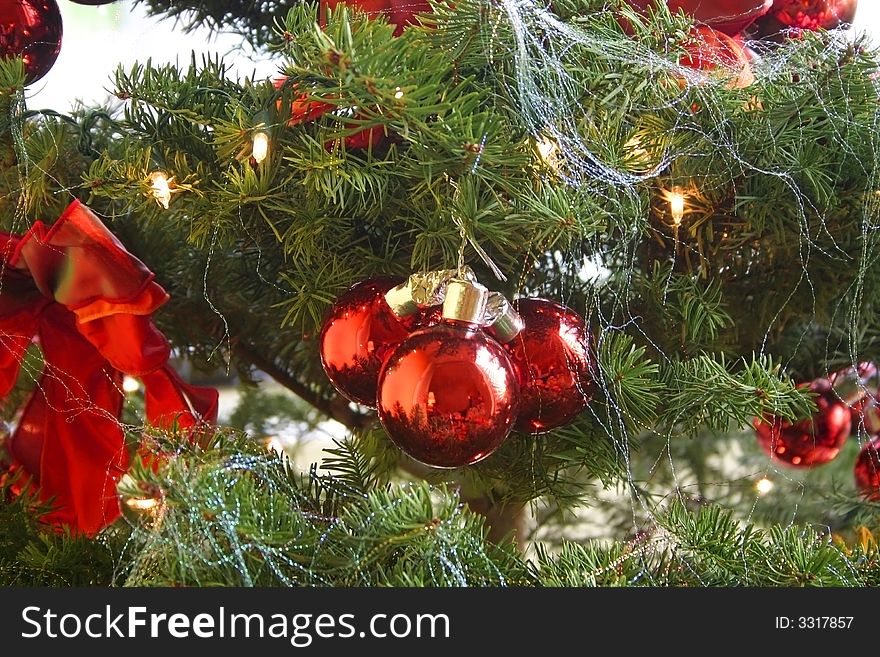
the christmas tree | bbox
[1,0,880,587]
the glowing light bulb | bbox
[252,130,270,164]
[149,171,172,209]
[126,497,159,511]
[394,87,404,99]
[122,376,140,393]
[623,134,658,172]
[668,189,686,226]
[265,437,285,456]
[536,136,559,165]
[624,135,648,159]
[755,477,774,496]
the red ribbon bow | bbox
[0,200,218,535]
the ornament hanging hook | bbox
[449,178,507,283]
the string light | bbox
[122,376,140,393]
[149,171,172,209]
[126,497,159,511]
[252,128,270,164]
[755,477,774,496]
[534,135,562,173]
[394,86,404,99]
[623,134,660,173]
[624,135,649,161]
[536,136,558,163]
[264,436,285,456]
[125,494,166,524]
[666,188,686,226]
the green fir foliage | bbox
[0,480,123,586]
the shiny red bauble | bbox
[770,0,858,31]
[319,277,417,406]
[854,437,880,500]
[828,361,878,433]
[321,0,431,36]
[753,379,851,467]
[680,25,754,88]
[749,0,858,40]
[625,1,773,36]
[377,323,520,468]
[851,393,880,437]
[503,298,594,434]
[0,0,63,85]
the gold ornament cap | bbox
[442,278,489,325]
[485,292,523,343]
[384,279,420,318]
[384,269,466,318]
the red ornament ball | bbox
[828,361,878,433]
[749,0,858,40]
[377,323,520,468]
[624,1,773,36]
[680,25,754,88]
[417,304,443,328]
[0,0,63,85]
[319,277,416,406]
[854,437,880,500]
[504,298,595,434]
[753,379,851,467]
[273,76,389,151]
[852,393,880,436]
[770,0,858,31]
[321,0,431,36]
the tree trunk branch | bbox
[233,342,373,431]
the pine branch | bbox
[2,1,880,577]
[658,354,813,436]
[536,500,880,586]
[0,478,125,586]
[119,430,531,586]
[133,0,306,49]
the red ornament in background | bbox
[273,76,387,151]
[337,118,386,150]
[503,298,594,434]
[828,361,878,433]
[770,0,858,31]
[0,0,63,85]
[854,437,880,500]
[753,379,851,467]
[749,0,858,40]
[275,0,426,152]
[852,393,880,436]
[319,277,418,406]
[321,0,431,36]
[377,280,520,468]
[273,76,336,126]
[680,25,754,88]
[625,1,773,35]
